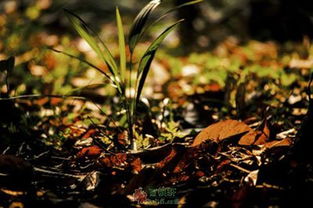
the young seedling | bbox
[56,0,202,150]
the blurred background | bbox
[1,0,313,104]
[1,0,313,151]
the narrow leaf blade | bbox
[116,7,127,84]
[151,0,203,28]
[64,10,120,87]
[50,48,113,83]
[176,0,203,8]
[136,20,182,103]
[128,0,160,52]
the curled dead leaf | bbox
[192,120,252,146]
[244,170,259,186]
[192,119,271,147]
[239,120,270,145]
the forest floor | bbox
[1,37,313,208]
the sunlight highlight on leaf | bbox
[64,9,122,93]
[135,20,182,104]
[116,7,126,85]
[128,0,160,52]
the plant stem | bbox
[128,52,135,150]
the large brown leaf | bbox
[239,120,270,145]
[192,120,252,146]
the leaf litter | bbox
[1,15,313,208]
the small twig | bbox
[33,167,85,179]
[256,183,284,190]
[32,151,50,160]
[229,163,251,173]
[2,146,10,154]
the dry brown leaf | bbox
[118,131,128,146]
[239,120,270,145]
[192,120,252,146]
[130,158,142,173]
[172,148,196,173]
[264,138,292,149]
[50,97,63,105]
[77,145,102,158]
[82,129,96,139]
[0,188,25,196]
[99,153,128,168]
[155,148,178,169]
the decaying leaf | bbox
[239,120,270,145]
[192,119,272,146]
[155,147,178,169]
[263,138,292,149]
[99,153,127,168]
[244,170,259,186]
[77,145,103,158]
[130,158,142,173]
[192,120,252,146]
[0,189,25,196]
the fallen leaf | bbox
[130,158,142,173]
[82,129,96,139]
[83,171,100,191]
[239,120,270,145]
[118,131,128,146]
[169,174,190,183]
[9,202,24,208]
[172,148,195,173]
[35,97,49,106]
[216,159,231,171]
[99,153,128,168]
[50,97,63,105]
[195,170,205,177]
[130,143,173,164]
[155,148,178,169]
[77,145,102,158]
[0,188,25,196]
[111,153,127,166]
[244,170,259,186]
[264,138,292,149]
[192,120,252,146]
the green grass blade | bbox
[135,20,182,103]
[50,48,116,86]
[150,0,203,29]
[175,0,203,8]
[116,7,127,85]
[64,10,120,88]
[128,0,160,53]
